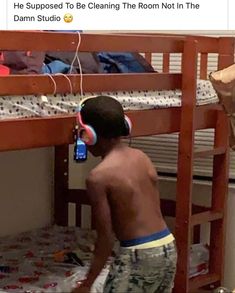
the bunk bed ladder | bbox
[174,38,198,293]
[190,111,229,292]
[209,111,229,289]
[174,37,233,293]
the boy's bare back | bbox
[88,145,166,242]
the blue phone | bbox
[74,138,87,162]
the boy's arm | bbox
[82,174,114,288]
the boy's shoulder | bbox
[87,162,109,186]
[129,147,153,163]
[87,148,153,182]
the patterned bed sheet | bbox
[0,80,218,120]
[0,226,109,293]
[0,226,209,292]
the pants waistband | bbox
[121,234,175,249]
[118,241,176,262]
[120,228,171,247]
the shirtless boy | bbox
[73,95,177,293]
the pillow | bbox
[210,64,235,150]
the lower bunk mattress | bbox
[0,80,218,120]
[0,226,108,293]
[0,226,209,293]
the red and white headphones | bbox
[76,97,132,145]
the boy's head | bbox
[79,96,131,156]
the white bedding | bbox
[0,226,109,293]
[0,226,209,292]
[0,80,218,120]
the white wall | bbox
[0,145,99,236]
[0,148,53,237]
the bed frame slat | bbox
[130,33,220,53]
[54,145,69,226]
[0,105,220,151]
[163,53,170,73]
[0,31,185,53]
[0,73,182,95]
[200,53,208,80]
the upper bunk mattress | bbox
[0,80,218,120]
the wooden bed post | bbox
[54,145,69,226]
[218,37,235,70]
[144,52,152,64]
[174,38,198,293]
[209,111,229,288]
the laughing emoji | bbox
[64,13,73,23]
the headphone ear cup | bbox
[123,115,132,136]
[81,125,97,145]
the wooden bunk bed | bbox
[0,31,234,293]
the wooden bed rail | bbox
[0,73,182,96]
[0,31,184,53]
[140,34,235,79]
[2,32,231,54]
[0,105,220,152]
[0,31,186,96]
[0,32,233,96]
[126,32,234,53]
